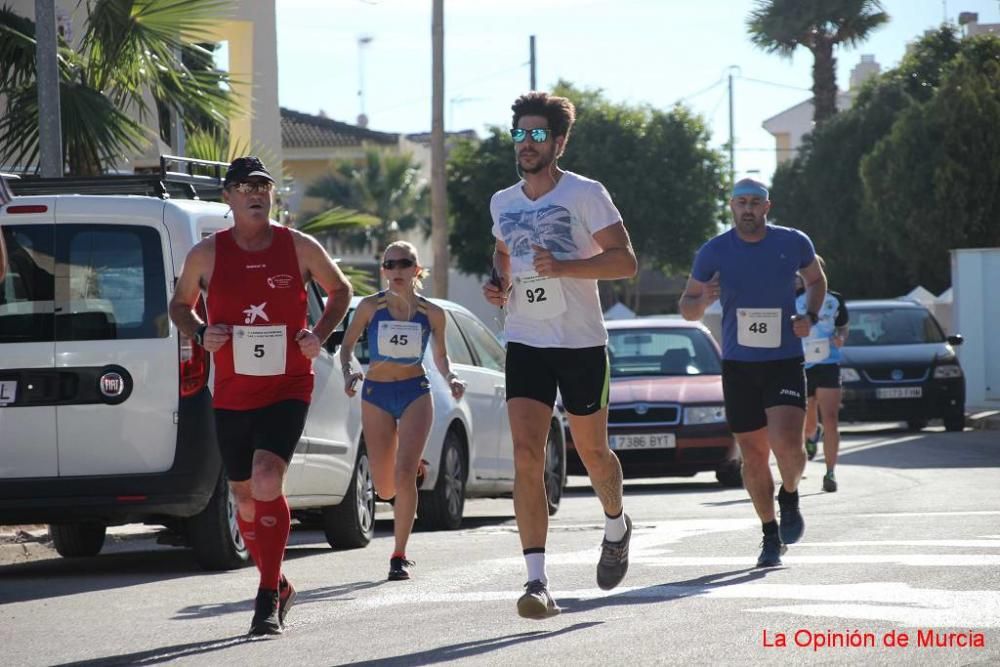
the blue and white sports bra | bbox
[366,292,432,365]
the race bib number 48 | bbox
[233,325,287,376]
[378,320,423,359]
[737,308,782,348]
[512,272,567,320]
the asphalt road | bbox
[2,424,999,666]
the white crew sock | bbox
[605,510,627,542]
[524,550,547,585]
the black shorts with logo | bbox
[806,363,841,397]
[721,357,806,434]
[505,342,609,416]
[214,399,309,482]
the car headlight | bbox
[933,364,963,379]
[684,405,727,425]
[840,367,861,383]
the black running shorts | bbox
[505,342,609,416]
[806,363,841,397]
[721,357,806,434]
[214,399,309,482]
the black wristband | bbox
[806,311,819,325]
[194,323,208,346]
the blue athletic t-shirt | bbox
[691,224,816,362]
[795,289,849,367]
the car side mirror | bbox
[947,334,963,346]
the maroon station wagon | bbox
[564,318,742,487]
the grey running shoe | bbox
[596,513,632,591]
[248,588,282,636]
[756,532,787,567]
[778,491,805,545]
[823,471,838,493]
[388,556,414,581]
[517,579,561,619]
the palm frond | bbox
[0,5,38,88]
[298,207,381,235]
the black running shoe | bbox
[823,471,838,493]
[278,575,296,627]
[596,513,632,591]
[248,588,282,636]
[517,579,561,619]
[388,556,414,581]
[778,489,805,545]
[756,532,787,567]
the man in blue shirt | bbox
[679,178,827,567]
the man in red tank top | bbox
[169,157,352,636]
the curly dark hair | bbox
[511,92,576,143]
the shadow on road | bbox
[0,549,200,603]
[53,634,257,667]
[338,621,603,667]
[173,579,387,621]
[558,567,769,614]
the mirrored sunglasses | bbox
[230,181,274,194]
[382,258,416,270]
[510,127,551,143]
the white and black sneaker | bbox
[596,513,632,590]
[517,580,561,619]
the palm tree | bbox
[747,0,889,123]
[302,149,429,256]
[0,0,236,175]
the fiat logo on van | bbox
[99,372,126,398]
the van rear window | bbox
[0,224,167,343]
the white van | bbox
[0,165,373,570]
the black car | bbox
[839,300,965,431]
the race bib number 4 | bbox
[378,320,423,359]
[737,308,782,348]
[233,325,287,376]
[512,272,567,320]
[803,337,831,363]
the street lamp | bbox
[357,35,374,127]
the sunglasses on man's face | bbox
[382,258,416,270]
[511,127,551,143]
[230,181,274,194]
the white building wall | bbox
[950,248,1000,409]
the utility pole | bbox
[529,35,537,90]
[727,66,739,185]
[357,35,373,126]
[35,0,62,177]
[430,0,448,298]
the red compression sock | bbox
[254,495,291,590]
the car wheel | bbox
[545,419,566,516]
[906,418,928,432]
[49,522,107,558]
[715,458,744,488]
[188,472,249,571]
[943,412,966,432]
[322,443,375,549]
[418,429,466,531]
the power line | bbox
[740,76,811,92]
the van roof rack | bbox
[2,155,229,200]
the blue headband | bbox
[732,179,768,200]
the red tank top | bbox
[206,224,313,410]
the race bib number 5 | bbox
[512,272,567,320]
[737,308,782,348]
[233,325,287,376]
[378,320,423,359]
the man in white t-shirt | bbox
[482,91,638,619]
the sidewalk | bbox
[0,524,160,566]
[967,409,1000,430]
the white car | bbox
[0,164,374,570]
[345,295,566,529]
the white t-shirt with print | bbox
[490,171,622,348]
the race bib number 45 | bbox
[737,308,782,349]
[233,325,287,376]
[378,320,423,359]
[512,272,567,320]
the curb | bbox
[967,410,1000,431]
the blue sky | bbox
[275,0,999,182]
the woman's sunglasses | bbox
[510,127,551,143]
[230,181,274,194]
[382,258,416,270]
